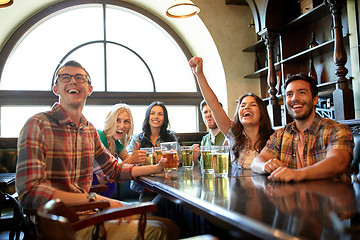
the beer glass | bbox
[211,146,229,177]
[140,147,154,165]
[160,142,179,172]
[200,146,213,173]
[181,146,193,169]
[154,147,162,164]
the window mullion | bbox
[103,2,108,92]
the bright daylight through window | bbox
[0,3,200,137]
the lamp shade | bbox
[166,0,200,18]
[0,0,13,8]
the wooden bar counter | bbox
[137,166,360,239]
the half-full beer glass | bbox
[160,142,179,172]
[200,146,213,173]
[181,146,193,169]
[211,146,229,177]
[140,147,154,165]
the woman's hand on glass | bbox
[155,157,167,173]
[127,142,146,164]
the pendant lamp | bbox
[0,0,13,8]
[166,0,200,18]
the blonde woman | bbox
[93,103,146,197]
[93,103,180,239]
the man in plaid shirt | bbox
[251,73,354,182]
[16,60,170,239]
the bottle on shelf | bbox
[308,33,319,84]
[309,32,319,48]
[308,57,318,84]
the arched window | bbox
[0,1,203,136]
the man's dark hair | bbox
[199,99,222,111]
[284,73,318,97]
[54,60,91,85]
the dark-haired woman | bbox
[129,101,178,150]
[128,101,178,201]
[189,56,274,175]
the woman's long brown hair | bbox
[231,93,274,159]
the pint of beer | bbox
[211,146,229,177]
[200,146,213,173]
[140,147,154,165]
[162,151,178,171]
[181,146,193,169]
[160,142,179,172]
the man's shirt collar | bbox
[50,102,89,127]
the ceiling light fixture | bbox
[166,0,200,18]
[0,0,13,8]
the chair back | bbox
[36,198,157,240]
[339,120,360,176]
[0,192,36,240]
[37,199,78,240]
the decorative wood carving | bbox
[259,29,282,127]
[327,0,355,120]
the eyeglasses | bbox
[56,74,90,83]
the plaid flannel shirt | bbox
[16,103,134,208]
[261,114,354,182]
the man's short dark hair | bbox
[284,73,318,97]
[200,99,222,111]
[54,60,91,85]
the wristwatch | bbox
[87,192,97,202]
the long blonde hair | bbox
[103,103,134,155]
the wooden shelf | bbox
[225,0,247,5]
[281,35,349,64]
[244,38,349,79]
[244,67,267,78]
[318,81,336,98]
[245,34,348,79]
[282,39,334,63]
[242,0,354,122]
[244,62,281,79]
[243,40,265,52]
[282,3,329,31]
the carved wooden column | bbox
[260,29,282,126]
[327,0,355,120]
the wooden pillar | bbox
[260,29,282,127]
[327,0,355,120]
